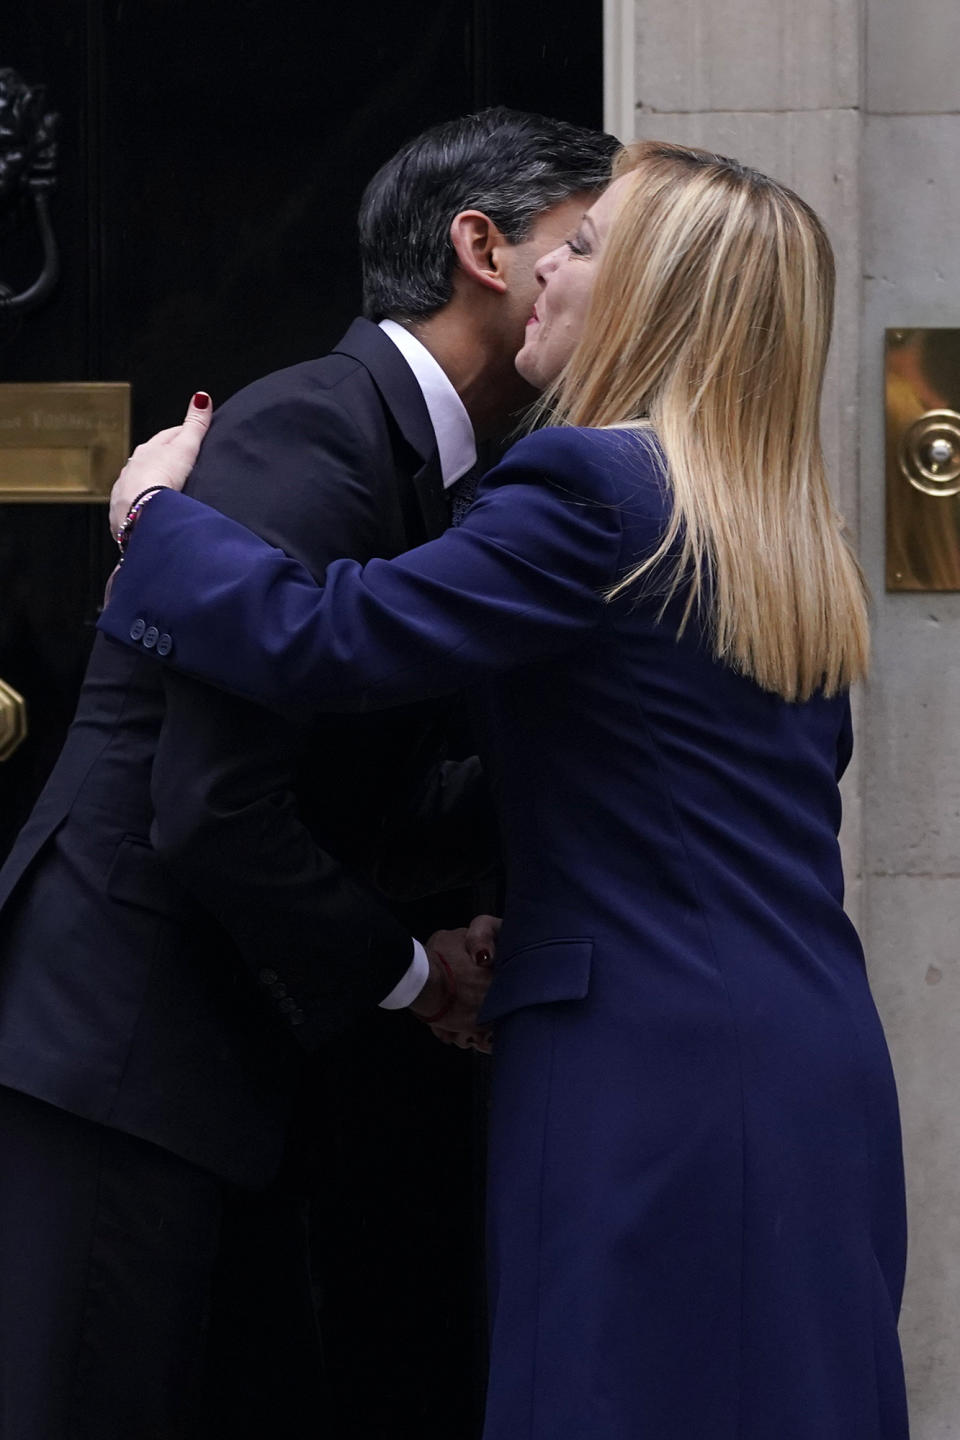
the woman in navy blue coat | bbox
[101,143,908,1439]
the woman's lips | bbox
[526,309,540,327]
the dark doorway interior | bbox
[0,4,603,1435]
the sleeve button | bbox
[156,633,173,657]
[142,626,159,649]
[258,968,278,985]
[130,619,146,641]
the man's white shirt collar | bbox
[379,319,476,489]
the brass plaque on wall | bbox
[886,329,960,591]
[0,383,130,503]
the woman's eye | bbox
[565,234,589,257]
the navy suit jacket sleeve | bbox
[99,428,627,717]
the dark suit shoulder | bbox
[211,351,382,432]
[185,353,415,576]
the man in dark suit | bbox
[0,108,616,1439]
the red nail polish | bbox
[192,392,210,410]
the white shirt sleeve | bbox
[378,938,430,1009]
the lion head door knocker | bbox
[0,66,60,324]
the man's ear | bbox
[449,210,509,295]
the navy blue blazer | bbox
[100,425,908,1439]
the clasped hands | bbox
[410,913,500,1054]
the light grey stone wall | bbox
[615,1,960,1431]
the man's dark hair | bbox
[359,107,619,322]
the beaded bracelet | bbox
[416,952,458,1025]
[115,485,167,559]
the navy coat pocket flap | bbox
[478,938,593,1024]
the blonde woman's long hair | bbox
[544,141,869,703]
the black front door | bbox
[0,5,603,1433]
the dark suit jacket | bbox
[0,319,490,1188]
[97,425,906,1440]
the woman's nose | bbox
[534,244,563,285]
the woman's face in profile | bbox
[514,172,630,391]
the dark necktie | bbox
[448,467,479,527]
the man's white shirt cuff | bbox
[378,939,430,1010]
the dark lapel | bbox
[333,318,450,542]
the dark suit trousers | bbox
[0,1085,326,1440]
